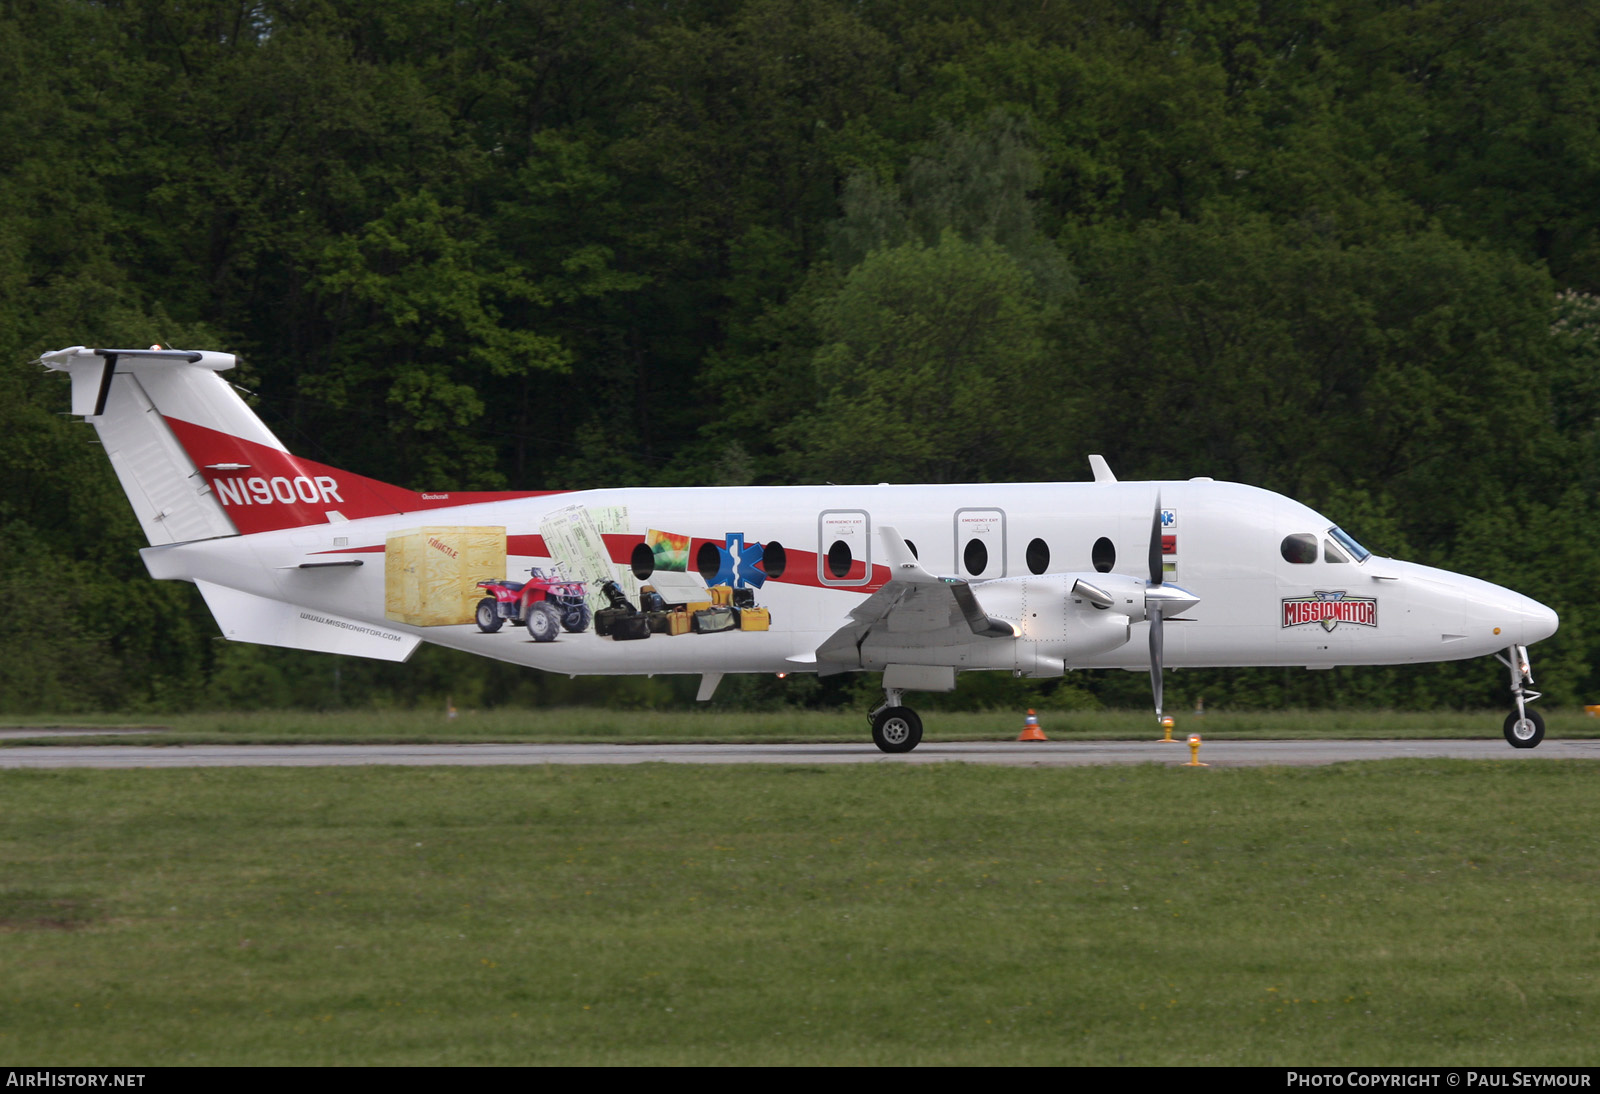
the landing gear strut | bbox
[869,688,923,753]
[1496,643,1545,749]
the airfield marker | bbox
[1017,709,1048,742]
[1184,734,1209,766]
[1158,715,1176,743]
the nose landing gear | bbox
[1497,643,1545,748]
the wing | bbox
[814,526,1014,672]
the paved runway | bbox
[2,737,1598,768]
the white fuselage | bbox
[137,478,1558,682]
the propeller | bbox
[1143,492,1199,725]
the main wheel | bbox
[560,603,592,633]
[1504,708,1545,749]
[871,706,923,754]
[475,598,504,633]
[526,602,562,643]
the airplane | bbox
[37,344,1560,752]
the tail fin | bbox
[41,346,545,544]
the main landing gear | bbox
[1497,643,1545,749]
[869,688,923,753]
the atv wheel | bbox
[526,602,562,643]
[475,598,503,633]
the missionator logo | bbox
[1282,590,1377,631]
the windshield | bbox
[1327,526,1370,563]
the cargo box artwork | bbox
[382,508,773,644]
[384,526,507,627]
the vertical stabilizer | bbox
[41,345,561,543]
[40,347,244,545]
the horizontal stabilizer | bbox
[195,580,419,662]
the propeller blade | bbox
[1147,491,1165,723]
[1149,602,1165,721]
[1148,491,1164,588]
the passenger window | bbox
[1092,537,1116,573]
[697,541,721,581]
[1281,534,1317,564]
[630,543,655,580]
[1323,539,1350,564]
[763,541,786,579]
[827,540,853,579]
[1026,537,1049,575]
[963,539,988,575]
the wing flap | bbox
[813,526,1016,669]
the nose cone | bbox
[1519,597,1559,645]
[1471,580,1558,646]
[1382,562,1555,649]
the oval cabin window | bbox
[762,541,787,579]
[963,539,988,575]
[1280,534,1317,564]
[1092,537,1116,573]
[1026,538,1049,575]
[630,542,655,580]
[697,541,722,581]
[827,539,853,579]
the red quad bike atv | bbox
[474,568,592,642]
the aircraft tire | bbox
[872,706,923,754]
[527,602,562,643]
[561,604,592,633]
[1504,708,1545,749]
[475,598,504,633]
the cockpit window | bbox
[1323,539,1350,564]
[1281,533,1317,564]
[1327,526,1370,563]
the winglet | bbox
[877,526,940,583]
[1088,454,1117,484]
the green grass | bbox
[2,761,1597,1064]
[5,706,1600,745]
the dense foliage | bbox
[3,0,1596,713]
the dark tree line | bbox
[2,0,1596,713]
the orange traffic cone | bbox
[1018,709,1047,742]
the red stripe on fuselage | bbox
[311,531,890,591]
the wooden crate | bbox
[384,526,507,626]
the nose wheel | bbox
[1496,644,1545,749]
[868,688,923,753]
[1503,709,1545,748]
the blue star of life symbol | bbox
[713,532,766,589]
[1160,509,1176,528]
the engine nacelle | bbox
[969,573,1135,675]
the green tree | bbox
[784,232,1062,483]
